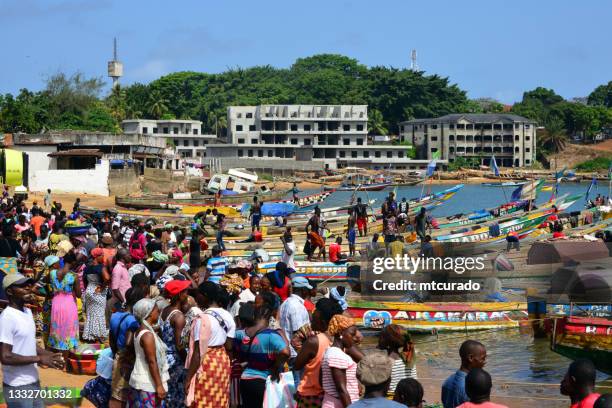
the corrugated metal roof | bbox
[48,149,102,157]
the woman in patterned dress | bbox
[83,247,110,342]
[159,280,190,408]
[47,252,80,355]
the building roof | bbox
[400,113,535,125]
[122,119,202,124]
[48,149,102,158]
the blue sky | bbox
[1,0,610,103]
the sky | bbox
[1,0,610,104]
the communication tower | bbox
[410,49,419,71]
[107,38,123,89]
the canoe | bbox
[551,316,612,375]
[256,261,349,283]
[347,300,528,333]
[324,182,391,192]
[481,182,526,187]
[115,189,290,209]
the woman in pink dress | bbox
[47,252,81,356]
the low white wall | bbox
[29,160,110,196]
[11,145,57,187]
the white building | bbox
[121,119,217,160]
[206,105,432,171]
[399,114,537,167]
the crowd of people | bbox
[0,190,610,408]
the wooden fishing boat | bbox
[551,316,612,375]
[481,181,526,187]
[323,173,392,191]
[256,260,349,283]
[325,182,390,192]
[115,188,289,209]
[347,300,528,333]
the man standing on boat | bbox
[292,182,300,204]
[249,195,263,233]
[354,197,369,237]
[305,206,326,261]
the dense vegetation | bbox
[575,157,612,171]
[0,54,611,160]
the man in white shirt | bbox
[229,275,261,317]
[280,228,297,271]
[0,273,64,408]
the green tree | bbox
[588,81,612,107]
[106,85,127,123]
[147,90,169,119]
[368,109,388,135]
[84,103,117,132]
[539,115,568,153]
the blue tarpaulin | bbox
[241,202,297,217]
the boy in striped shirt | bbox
[205,246,228,284]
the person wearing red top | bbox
[561,359,601,408]
[457,368,508,408]
[267,262,291,301]
[328,237,347,264]
[29,209,45,238]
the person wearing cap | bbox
[83,247,110,342]
[159,279,191,407]
[348,352,406,407]
[0,272,65,408]
[278,276,313,387]
[47,252,80,355]
[321,314,362,407]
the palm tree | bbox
[368,109,388,135]
[106,85,126,122]
[540,116,568,153]
[147,90,168,119]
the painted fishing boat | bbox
[551,316,612,375]
[481,181,526,187]
[256,261,349,282]
[324,173,392,191]
[115,188,289,209]
[347,300,528,333]
[433,211,552,243]
[325,183,391,192]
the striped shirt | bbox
[321,346,359,403]
[389,358,418,396]
[234,328,287,380]
[206,256,228,284]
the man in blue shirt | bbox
[441,340,487,408]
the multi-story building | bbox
[121,119,217,159]
[399,114,536,167]
[206,105,432,171]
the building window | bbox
[258,150,263,157]
[363,151,369,158]
[339,151,346,158]
[304,139,311,145]
[163,127,169,134]
[251,139,258,144]
[515,135,519,141]
[466,135,473,142]
[525,124,530,129]
[525,136,530,141]
[526,159,531,164]
[343,124,350,131]
[515,123,520,129]
[515,147,519,152]
[291,138,298,145]
[457,135,465,141]
[343,138,350,145]
[173,139,178,146]
[357,139,364,145]
[248,150,253,157]
[249,125,256,131]
[351,151,357,158]
[356,124,364,131]
[375,151,381,158]
[387,151,392,158]
[449,147,455,153]
[203,140,208,145]
[236,125,243,131]
[430,136,438,141]
[153,127,158,133]
[237,113,242,118]
[526,148,530,152]
[237,138,245,144]
[290,124,298,131]
[183,140,189,147]
[304,124,311,131]
[449,124,455,129]
[431,148,438,154]
[174,127,179,134]
[268,150,273,157]
[142,127,148,134]
[449,135,454,141]
[193,140,199,147]
[432,124,438,129]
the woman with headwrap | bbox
[377,324,417,396]
[47,252,80,354]
[294,298,344,408]
[321,314,362,408]
[265,261,291,301]
[184,282,236,407]
[83,247,111,342]
[128,298,169,407]
[329,286,349,311]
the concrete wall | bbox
[30,160,110,196]
[11,145,57,186]
[205,157,324,173]
[108,167,140,196]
